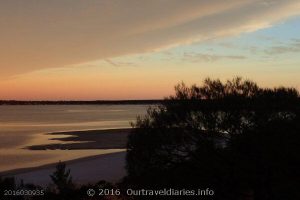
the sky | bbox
[0,0,300,100]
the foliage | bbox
[1,163,123,200]
[50,161,73,192]
[48,161,75,199]
[126,77,300,200]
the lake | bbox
[0,105,148,172]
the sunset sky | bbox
[1,0,300,100]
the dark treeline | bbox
[0,100,163,105]
[125,77,300,200]
[2,98,299,108]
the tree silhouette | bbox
[50,161,74,198]
[126,77,300,200]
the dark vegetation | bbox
[0,162,117,200]
[125,77,300,200]
[1,77,299,199]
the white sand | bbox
[9,152,126,186]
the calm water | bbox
[0,105,148,172]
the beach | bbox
[1,128,132,186]
[4,152,126,186]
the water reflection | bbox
[0,105,148,171]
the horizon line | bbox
[0,99,164,105]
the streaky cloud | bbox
[0,0,300,76]
[265,39,300,55]
[183,53,246,62]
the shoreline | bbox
[1,150,125,176]
[1,128,132,185]
[26,128,133,150]
[1,151,127,186]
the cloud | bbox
[0,0,300,76]
[264,39,300,54]
[104,59,136,67]
[183,53,246,62]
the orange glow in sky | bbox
[1,1,300,100]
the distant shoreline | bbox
[0,100,163,105]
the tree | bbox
[126,77,300,200]
[50,161,74,197]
